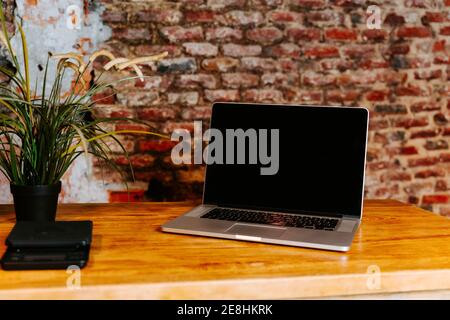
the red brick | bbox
[414,69,442,80]
[436,180,448,192]
[305,10,345,26]
[118,91,159,107]
[115,123,150,132]
[167,92,199,106]
[408,157,439,167]
[222,73,260,88]
[290,0,326,8]
[422,195,449,204]
[221,10,264,26]
[338,72,377,86]
[202,57,239,72]
[242,89,284,103]
[185,10,215,23]
[384,13,406,26]
[366,90,388,101]
[400,146,419,155]
[440,153,450,162]
[175,74,218,89]
[205,27,243,42]
[183,42,218,56]
[404,0,428,8]
[440,26,450,35]
[102,10,127,23]
[286,27,321,41]
[362,29,387,41]
[343,45,375,59]
[207,0,246,9]
[137,108,177,121]
[438,206,450,216]
[134,9,182,24]
[411,101,441,112]
[434,113,449,126]
[109,109,134,119]
[369,119,389,130]
[326,90,359,103]
[222,43,262,57]
[264,43,301,58]
[425,140,449,150]
[302,71,336,86]
[433,40,446,52]
[375,186,400,197]
[135,45,181,57]
[325,28,358,41]
[135,76,173,92]
[304,45,339,59]
[395,85,430,96]
[386,43,410,55]
[381,171,412,182]
[138,140,176,152]
[92,91,116,105]
[160,26,203,43]
[358,59,390,69]
[239,57,280,71]
[397,26,432,38]
[267,10,302,24]
[276,59,298,72]
[374,104,408,114]
[261,72,299,87]
[410,129,440,139]
[415,169,446,178]
[115,154,155,168]
[109,190,145,203]
[112,27,151,41]
[392,116,429,128]
[161,122,195,134]
[296,90,323,103]
[320,59,353,71]
[434,54,450,64]
[181,107,213,120]
[246,27,283,44]
[407,57,432,69]
[204,89,240,102]
[423,12,446,23]
[367,161,390,171]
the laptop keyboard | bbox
[202,208,339,231]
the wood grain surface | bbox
[0,200,449,299]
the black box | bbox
[1,221,92,270]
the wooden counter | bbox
[0,200,450,299]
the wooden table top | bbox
[0,199,449,299]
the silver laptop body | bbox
[162,103,369,252]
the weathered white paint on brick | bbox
[0,0,112,204]
[12,0,111,92]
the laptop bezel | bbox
[201,102,369,220]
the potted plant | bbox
[0,7,167,221]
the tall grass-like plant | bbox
[0,6,168,188]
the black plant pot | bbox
[10,181,62,221]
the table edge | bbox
[1,269,450,299]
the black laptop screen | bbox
[202,103,369,217]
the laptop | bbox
[162,103,369,252]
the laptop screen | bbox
[203,103,369,217]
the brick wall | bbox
[96,0,450,214]
[1,0,448,214]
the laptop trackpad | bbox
[226,224,286,239]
